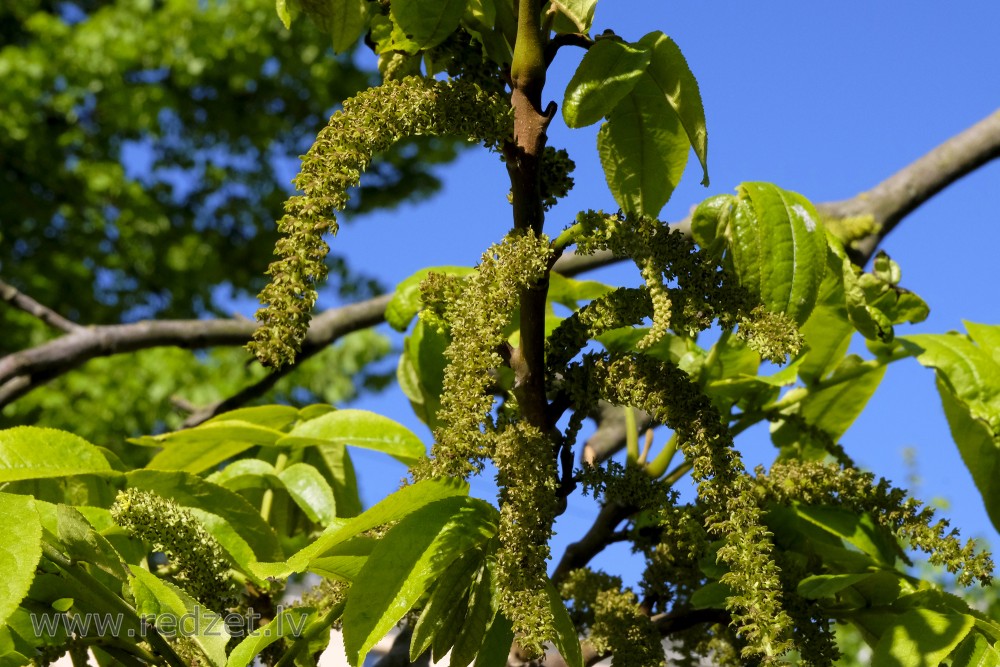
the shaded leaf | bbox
[342,497,498,666]
[227,607,315,667]
[871,609,973,667]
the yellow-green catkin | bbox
[757,461,993,587]
[111,489,238,612]
[413,230,553,480]
[249,76,513,368]
[597,354,793,658]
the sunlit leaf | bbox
[563,38,651,128]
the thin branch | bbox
[180,295,389,427]
[820,108,1000,264]
[0,295,391,410]
[0,278,82,333]
[544,32,593,66]
[550,501,634,587]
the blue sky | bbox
[283,3,1000,580]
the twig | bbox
[179,295,391,427]
[0,278,82,333]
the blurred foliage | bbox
[0,0,458,442]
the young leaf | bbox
[254,478,470,579]
[597,73,689,217]
[728,183,828,325]
[128,419,285,450]
[306,443,363,518]
[0,427,112,482]
[278,462,337,526]
[951,632,1000,667]
[409,549,483,660]
[0,493,42,628]
[545,581,584,667]
[472,612,514,667]
[872,609,974,667]
[129,566,230,667]
[342,497,498,666]
[278,409,425,464]
[226,607,315,667]
[275,0,292,28]
[450,560,500,667]
[145,440,253,474]
[637,31,709,185]
[563,38,652,128]
[390,0,470,49]
[330,0,367,53]
[546,0,596,34]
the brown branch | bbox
[0,295,391,410]
[0,278,83,334]
[819,108,1000,264]
[550,501,634,587]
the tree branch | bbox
[2,109,997,413]
[819,108,1000,264]
[0,295,390,410]
[0,278,83,334]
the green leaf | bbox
[598,72,689,217]
[637,31,709,185]
[690,581,733,609]
[330,0,367,53]
[562,38,652,128]
[952,632,1000,667]
[126,470,282,562]
[129,420,285,450]
[473,612,514,667]
[279,409,425,464]
[545,581,584,667]
[546,272,615,310]
[307,444,363,518]
[129,566,230,667]
[276,0,291,28]
[386,266,474,331]
[728,183,828,326]
[145,440,253,474]
[309,535,377,581]
[966,321,1000,367]
[226,606,315,667]
[794,505,898,567]
[342,497,498,666]
[797,254,854,384]
[935,377,1000,534]
[872,609,974,667]
[206,459,280,491]
[390,0,469,49]
[902,332,1000,418]
[546,0,596,34]
[0,427,112,482]
[398,320,449,429]
[253,478,469,579]
[278,463,337,526]
[771,356,887,456]
[410,549,483,660]
[0,493,42,628]
[450,560,500,667]
[797,573,874,600]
